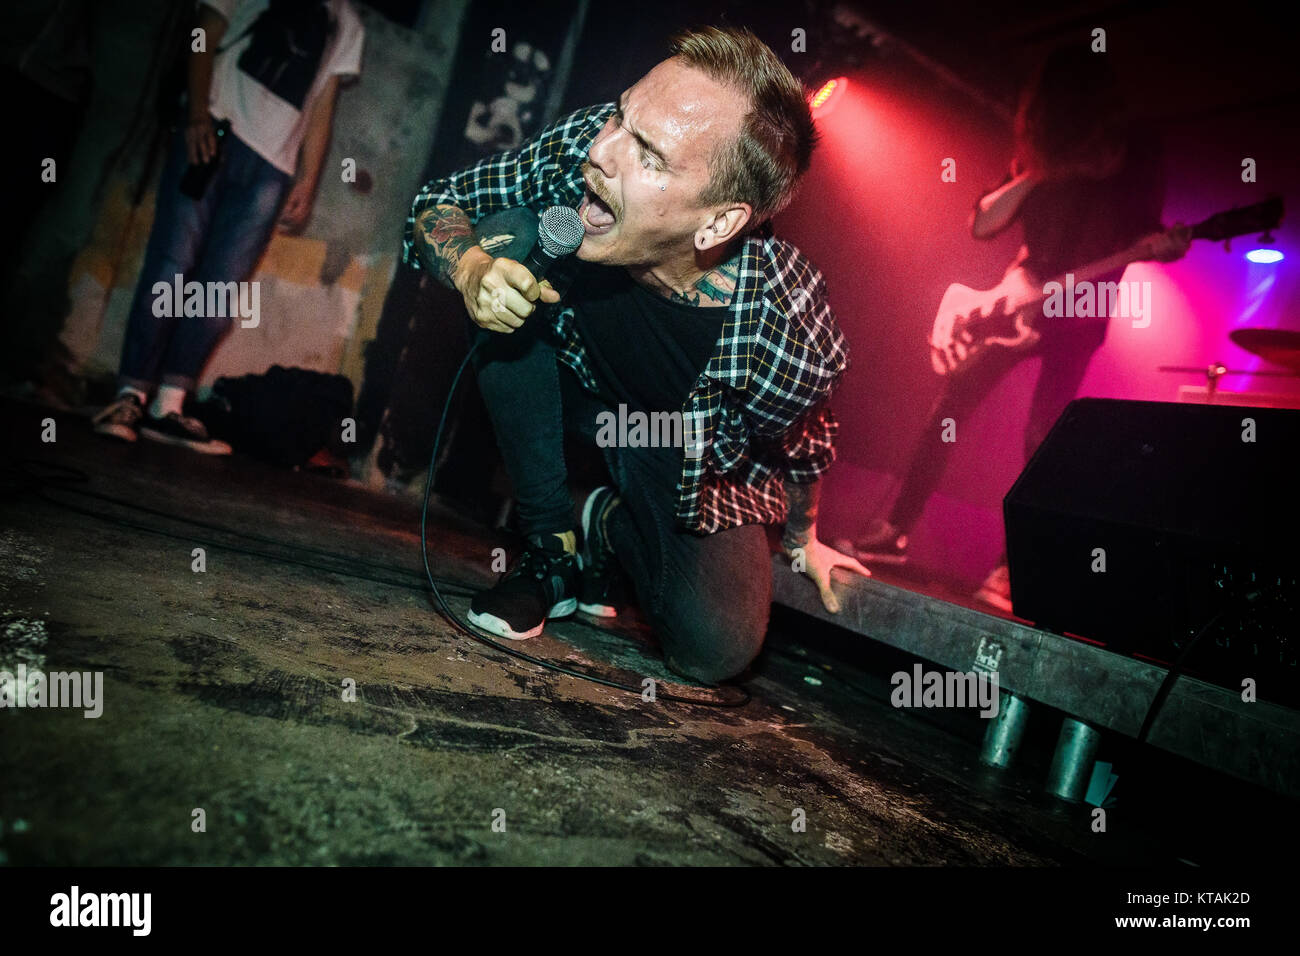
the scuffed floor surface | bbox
[0,399,1199,865]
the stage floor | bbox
[1,397,1290,865]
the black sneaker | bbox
[844,518,908,565]
[578,486,622,618]
[974,563,1013,613]
[467,532,581,640]
[140,412,232,455]
[92,393,144,442]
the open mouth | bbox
[579,182,618,235]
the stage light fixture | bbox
[1246,248,1284,264]
[1246,231,1283,263]
[809,77,848,117]
[792,1,879,106]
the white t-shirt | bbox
[201,0,364,176]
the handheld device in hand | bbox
[179,118,232,200]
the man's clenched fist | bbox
[454,248,561,334]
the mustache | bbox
[580,162,622,219]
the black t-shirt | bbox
[567,263,727,494]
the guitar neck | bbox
[943,198,1281,352]
[1018,203,1259,311]
[1050,247,1141,289]
[1023,245,1142,311]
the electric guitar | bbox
[929,197,1284,377]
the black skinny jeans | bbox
[468,316,772,683]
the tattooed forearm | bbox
[415,205,480,286]
[782,478,821,551]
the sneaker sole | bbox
[578,487,619,619]
[94,424,138,443]
[973,588,1013,613]
[581,486,611,544]
[467,598,577,641]
[139,427,233,456]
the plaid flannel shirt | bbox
[402,104,850,534]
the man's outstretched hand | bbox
[785,538,871,613]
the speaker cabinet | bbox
[1006,399,1299,704]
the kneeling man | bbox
[405,26,868,682]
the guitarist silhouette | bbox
[845,45,1191,610]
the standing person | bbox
[845,44,1190,610]
[93,0,363,453]
[406,27,869,683]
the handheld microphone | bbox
[520,205,585,282]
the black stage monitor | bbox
[1005,398,1299,705]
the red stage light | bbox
[809,77,848,117]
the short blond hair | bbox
[669,26,819,227]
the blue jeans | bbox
[118,127,291,393]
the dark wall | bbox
[556,0,801,112]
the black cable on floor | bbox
[50,481,440,584]
[34,486,462,597]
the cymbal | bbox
[1230,328,1300,371]
[1157,365,1296,376]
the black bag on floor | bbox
[194,365,354,468]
